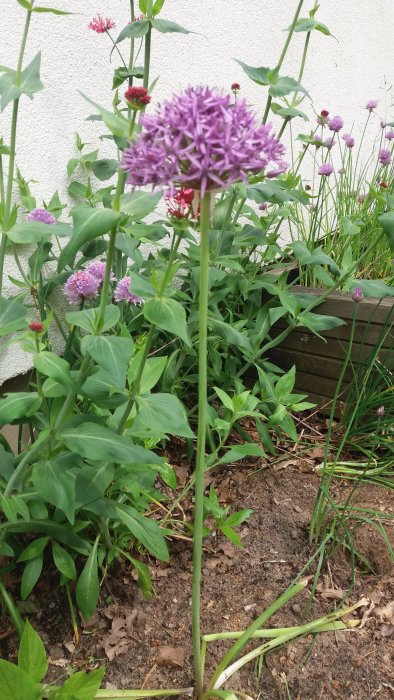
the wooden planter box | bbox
[270,287,394,415]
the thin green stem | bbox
[0,579,24,638]
[191,191,211,698]
[143,26,152,89]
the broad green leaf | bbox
[0,445,14,480]
[292,241,340,275]
[76,538,100,622]
[143,297,191,346]
[81,335,133,387]
[0,74,22,111]
[82,369,128,409]
[292,18,331,35]
[59,422,163,464]
[224,508,254,527]
[350,279,394,298]
[91,158,119,181]
[18,537,49,562]
[133,393,194,438]
[138,356,167,393]
[58,206,120,270]
[115,18,150,44]
[214,386,234,411]
[34,352,77,392]
[75,463,114,509]
[269,76,308,98]
[0,297,27,336]
[4,520,89,554]
[81,93,130,138]
[151,18,191,33]
[0,392,41,427]
[209,318,251,352]
[52,669,105,699]
[18,620,48,683]
[7,221,71,243]
[32,461,76,524]
[219,524,242,548]
[116,504,169,561]
[234,59,270,85]
[0,659,41,700]
[274,366,296,400]
[216,443,266,466]
[52,542,77,581]
[16,0,32,8]
[271,104,308,121]
[20,52,44,98]
[112,66,144,89]
[379,210,394,253]
[297,311,346,333]
[21,554,43,599]
[152,0,165,15]
[66,305,119,334]
[120,190,162,219]
[33,6,73,14]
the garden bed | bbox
[1,428,393,700]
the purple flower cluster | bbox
[379,148,392,166]
[328,115,344,133]
[342,133,355,149]
[122,85,285,195]
[113,276,144,306]
[86,260,114,283]
[365,100,378,112]
[63,262,142,306]
[318,163,334,177]
[28,208,56,225]
[351,287,364,302]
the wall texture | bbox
[1,0,393,382]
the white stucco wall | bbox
[1,0,393,383]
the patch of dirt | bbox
[1,454,393,699]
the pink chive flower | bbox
[266,161,289,178]
[351,287,363,302]
[376,405,385,417]
[318,163,334,177]
[28,208,56,225]
[122,85,285,196]
[342,133,355,148]
[328,115,344,132]
[259,202,268,211]
[366,100,378,112]
[64,271,100,303]
[114,276,144,306]
[385,131,394,142]
[88,15,115,33]
[379,148,392,165]
[85,260,114,284]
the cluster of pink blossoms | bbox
[165,188,196,220]
[63,261,143,306]
[88,15,115,33]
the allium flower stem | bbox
[192,191,212,698]
[143,24,152,89]
[128,0,136,89]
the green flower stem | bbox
[191,190,212,698]
[129,1,135,87]
[0,578,25,639]
[42,689,193,699]
[0,6,33,296]
[143,25,152,89]
[203,619,357,643]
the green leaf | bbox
[274,366,296,400]
[297,311,346,333]
[152,0,165,15]
[32,461,76,524]
[0,659,41,700]
[52,542,77,581]
[91,158,119,181]
[151,18,191,33]
[20,52,44,98]
[379,210,394,253]
[292,241,340,275]
[112,66,144,89]
[269,76,309,98]
[21,554,43,599]
[271,105,308,121]
[225,508,254,527]
[133,393,194,438]
[116,504,169,561]
[0,297,27,336]
[75,463,114,509]
[52,669,105,699]
[209,318,251,352]
[81,93,130,138]
[129,557,153,598]
[58,206,120,270]
[143,297,191,346]
[18,537,49,562]
[115,19,150,44]
[214,387,234,412]
[292,18,331,35]
[81,335,132,387]
[4,521,89,554]
[66,305,119,333]
[216,443,266,466]
[32,6,73,14]
[76,538,100,622]
[34,352,77,392]
[120,190,162,219]
[7,221,71,243]
[16,0,33,8]
[18,620,48,683]
[138,356,167,393]
[350,279,394,299]
[59,422,163,464]
[234,60,270,85]
[0,392,41,428]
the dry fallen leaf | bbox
[375,600,394,625]
[48,657,69,668]
[157,646,186,668]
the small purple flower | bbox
[365,100,378,112]
[380,120,386,129]
[328,115,344,133]
[266,161,289,178]
[114,276,144,306]
[64,271,100,303]
[342,133,355,148]
[258,202,268,211]
[86,260,115,284]
[122,86,285,196]
[385,131,394,142]
[379,148,392,165]
[351,286,363,302]
[28,208,56,225]
[318,163,334,177]
[376,405,385,417]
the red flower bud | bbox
[380,181,388,189]
[125,86,151,110]
[231,83,240,91]
[29,321,44,333]
[320,110,329,117]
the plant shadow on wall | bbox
[0,1,393,699]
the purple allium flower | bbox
[266,161,289,178]
[28,208,56,225]
[328,115,344,132]
[64,271,100,303]
[380,120,386,129]
[342,133,355,148]
[85,260,115,284]
[379,148,392,165]
[385,131,394,142]
[122,86,285,196]
[351,286,363,302]
[318,163,334,177]
[376,405,385,417]
[365,100,378,112]
[114,276,144,306]
[258,202,268,211]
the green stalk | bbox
[0,5,33,295]
[0,579,24,639]
[143,26,152,89]
[42,689,193,699]
[191,191,212,698]
[129,1,135,87]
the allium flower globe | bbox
[28,208,56,225]
[365,100,378,112]
[114,277,144,306]
[86,260,114,284]
[318,163,334,177]
[379,148,392,165]
[122,86,285,195]
[328,115,344,132]
[64,271,100,303]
